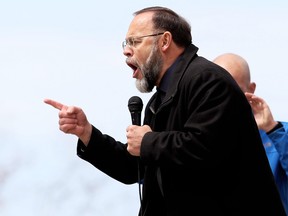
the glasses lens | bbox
[122,41,127,49]
[122,38,134,49]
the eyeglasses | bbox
[122,32,164,50]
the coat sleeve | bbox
[269,121,288,175]
[77,125,141,184]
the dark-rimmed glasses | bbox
[122,32,164,50]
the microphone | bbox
[128,96,144,215]
[128,96,143,126]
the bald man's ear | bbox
[249,82,256,93]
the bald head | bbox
[213,53,256,93]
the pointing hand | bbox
[44,98,92,145]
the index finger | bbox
[44,98,65,110]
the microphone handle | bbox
[131,111,141,126]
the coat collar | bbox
[149,44,199,114]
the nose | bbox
[123,45,133,57]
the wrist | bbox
[267,121,283,134]
[80,124,92,146]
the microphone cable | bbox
[138,159,143,216]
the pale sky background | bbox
[0,1,287,216]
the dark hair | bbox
[134,6,192,47]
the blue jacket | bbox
[260,121,288,215]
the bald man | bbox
[214,53,288,215]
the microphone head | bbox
[128,96,143,113]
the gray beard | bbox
[136,43,163,93]
[135,79,150,93]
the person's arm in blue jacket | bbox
[246,92,288,175]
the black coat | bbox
[77,44,286,216]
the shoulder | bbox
[183,55,237,90]
[279,121,288,130]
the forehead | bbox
[126,12,154,37]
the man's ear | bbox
[249,82,256,93]
[161,32,172,50]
